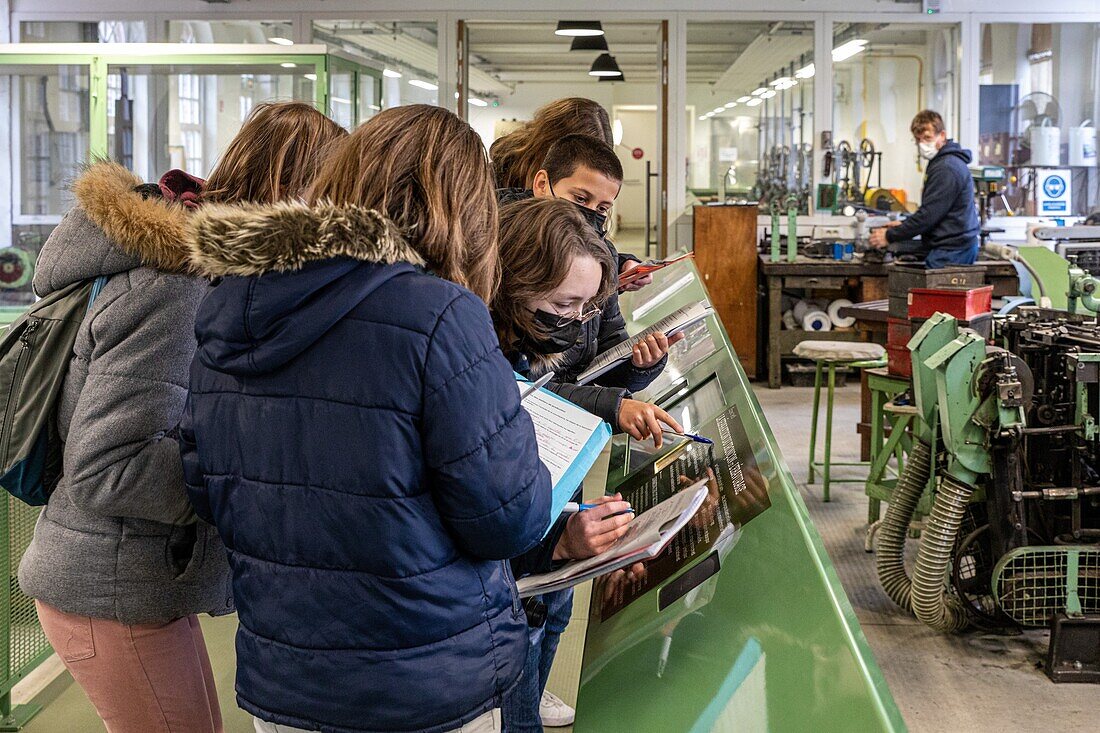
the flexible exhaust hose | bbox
[911,472,976,632]
[875,439,933,611]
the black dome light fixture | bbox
[570,35,609,52]
[589,53,622,78]
[556,21,604,37]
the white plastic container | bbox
[1029,121,1061,167]
[1069,121,1097,167]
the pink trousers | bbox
[36,600,224,733]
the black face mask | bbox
[521,309,584,355]
[548,181,609,237]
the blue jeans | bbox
[501,589,574,733]
[924,241,979,269]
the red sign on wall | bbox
[631,147,644,160]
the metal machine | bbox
[876,310,1100,682]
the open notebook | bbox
[517,377,611,538]
[516,479,710,597]
[575,301,714,385]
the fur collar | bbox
[187,200,423,278]
[72,161,194,274]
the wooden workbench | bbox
[759,256,1018,388]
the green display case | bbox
[573,261,906,732]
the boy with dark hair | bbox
[500,133,653,290]
[870,109,980,268]
[496,134,678,730]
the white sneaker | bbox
[539,690,576,727]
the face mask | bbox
[918,141,939,161]
[521,309,583,355]
[548,181,609,236]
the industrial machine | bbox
[876,310,1100,682]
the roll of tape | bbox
[782,309,799,330]
[828,299,855,328]
[792,300,811,322]
[802,310,832,332]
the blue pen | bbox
[663,430,714,445]
[562,502,635,515]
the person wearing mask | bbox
[18,101,345,733]
[869,109,980,268]
[491,98,652,290]
[182,105,549,733]
[493,198,683,731]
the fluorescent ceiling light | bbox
[723,101,738,109]
[698,115,707,121]
[770,77,792,87]
[589,53,622,77]
[760,90,776,99]
[613,119,624,146]
[383,68,402,78]
[369,104,381,111]
[712,107,726,114]
[303,73,317,81]
[331,97,351,105]
[556,21,604,37]
[832,39,868,63]
[774,79,797,90]
[752,87,768,96]
[795,63,816,79]
[280,62,296,69]
[737,96,752,103]
[409,79,438,90]
[746,98,763,107]
[469,97,488,107]
[268,37,293,46]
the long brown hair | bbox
[308,105,499,302]
[490,98,613,189]
[203,101,347,205]
[492,198,614,351]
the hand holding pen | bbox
[553,494,634,561]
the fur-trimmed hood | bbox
[33,161,195,297]
[187,200,422,278]
[188,201,426,376]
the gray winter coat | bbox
[18,162,233,624]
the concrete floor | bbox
[754,384,1095,733]
[21,381,1098,733]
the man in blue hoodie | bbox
[870,110,980,268]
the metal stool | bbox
[793,340,887,501]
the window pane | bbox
[831,22,960,212]
[20,20,147,43]
[687,21,815,210]
[166,20,293,45]
[313,21,439,107]
[0,65,91,304]
[979,23,1099,218]
[108,63,316,181]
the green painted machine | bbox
[569,260,905,731]
[876,308,1100,682]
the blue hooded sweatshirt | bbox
[886,140,980,251]
[180,201,551,733]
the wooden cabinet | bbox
[692,205,758,378]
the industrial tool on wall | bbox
[876,310,1100,682]
[815,137,883,214]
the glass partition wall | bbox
[685,21,815,211]
[830,22,960,213]
[979,23,1100,218]
[0,45,378,305]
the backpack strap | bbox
[86,275,109,314]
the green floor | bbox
[23,615,254,733]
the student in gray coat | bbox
[16,160,234,732]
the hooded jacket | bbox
[886,140,980,250]
[17,161,233,624]
[181,200,551,733]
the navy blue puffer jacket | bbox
[180,201,551,733]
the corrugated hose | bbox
[875,438,933,612]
